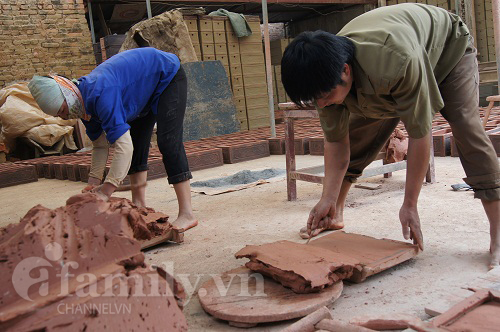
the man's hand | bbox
[82,177,101,193]
[399,203,424,250]
[307,198,336,237]
[90,186,110,202]
[88,182,117,202]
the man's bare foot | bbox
[172,213,198,232]
[299,218,344,239]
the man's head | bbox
[281,31,355,108]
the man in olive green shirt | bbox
[281,3,500,268]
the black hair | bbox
[281,31,355,106]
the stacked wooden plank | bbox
[484,0,496,62]
[213,17,230,79]
[269,39,292,110]
[198,16,216,62]
[184,16,201,60]
[239,16,269,130]
[273,65,291,110]
[225,18,247,130]
[475,0,490,62]
[270,38,290,65]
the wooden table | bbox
[280,104,435,201]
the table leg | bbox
[285,117,297,201]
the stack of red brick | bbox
[0,162,38,189]
[5,110,499,188]
[309,108,500,157]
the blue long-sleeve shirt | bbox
[78,47,180,143]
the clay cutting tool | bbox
[305,216,331,244]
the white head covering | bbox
[28,75,65,116]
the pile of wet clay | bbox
[236,240,359,293]
[0,193,187,331]
[236,232,419,293]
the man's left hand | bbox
[89,185,110,201]
[89,182,117,202]
[399,204,424,250]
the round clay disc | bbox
[198,266,343,325]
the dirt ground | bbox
[1,155,497,331]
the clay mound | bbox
[385,128,408,163]
[0,193,187,331]
[235,240,359,293]
[3,267,187,332]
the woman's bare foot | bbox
[299,217,344,239]
[172,213,198,232]
[490,239,500,270]
[484,199,500,269]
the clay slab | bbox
[236,240,359,293]
[198,266,343,326]
[309,231,419,282]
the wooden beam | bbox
[97,4,110,36]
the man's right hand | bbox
[306,198,336,237]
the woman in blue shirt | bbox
[29,47,198,231]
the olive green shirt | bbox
[319,3,470,141]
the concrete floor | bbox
[1,155,497,331]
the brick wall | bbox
[0,0,96,88]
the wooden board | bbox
[424,288,476,317]
[140,228,183,250]
[198,266,343,327]
[467,266,500,292]
[430,289,500,331]
[183,61,240,142]
[139,212,184,250]
[424,267,500,317]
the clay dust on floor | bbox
[0,155,497,331]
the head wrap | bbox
[28,75,90,121]
[28,75,65,117]
[50,75,90,121]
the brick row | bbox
[0,163,38,189]
[8,107,499,189]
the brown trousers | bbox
[345,46,500,201]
